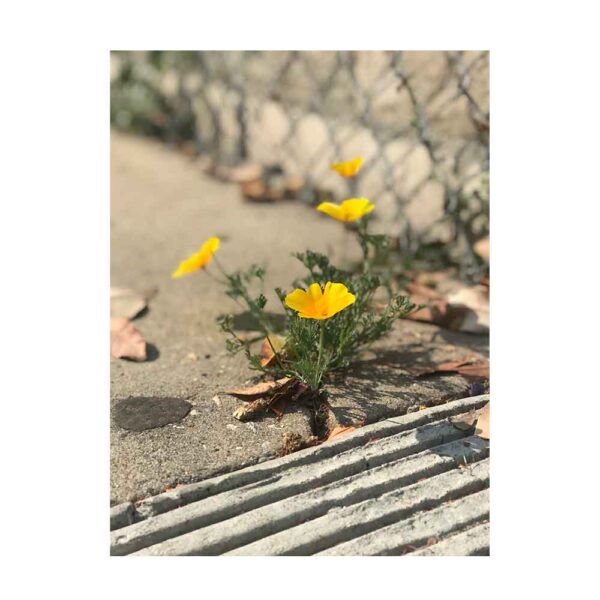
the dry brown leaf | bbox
[406,281,444,301]
[232,398,271,421]
[326,425,358,441]
[214,162,263,183]
[241,178,268,201]
[226,377,291,400]
[475,403,490,439]
[450,409,481,431]
[436,355,489,378]
[241,178,285,203]
[284,175,305,197]
[450,403,490,439]
[259,334,286,368]
[110,317,147,361]
[451,361,490,379]
[445,285,489,334]
[231,377,306,421]
[405,354,489,381]
[269,397,289,418]
[110,287,150,320]
[406,280,489,334]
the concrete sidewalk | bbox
[111,395,490,556]
[110,131,489,505]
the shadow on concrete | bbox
[145,343,160,362]
[227,311,287,332]
[324,343,474,428]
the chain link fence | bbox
[111,50,489,278]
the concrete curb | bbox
[409,522,490,556]
[319,489,490,555]
[124,394,489,522]
[111,395,489,556]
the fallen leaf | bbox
[436,356,489,379]
[450,409,481,431]
[406,281,443,301]
[405,354,489,381]
[241,178,285,203]
[232,398,271,421]
[475,403,490,439]
[445,285,489,334]
[215,162,263,183]
[406,280,489,334]
[268,379,308,418]
[110,317,147,361]
[269,398,288,418]
[226,377,292,400]
[326,425,358,441]
[110,287,153,320]
[231,378,307,421]
[284,175,305,198]
[241,178,268,201]
[259,334,286,368]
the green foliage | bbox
[217,225,417,391]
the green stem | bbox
[315,321,325,390]
[202,266,228,286]
[357,218,370,273]
[211,255,228,277]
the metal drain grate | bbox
[110,395,490,556]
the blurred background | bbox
[111,50,489,280]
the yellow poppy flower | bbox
[284,282,356,320]
[172,236,220,278]
[316,198,375,223]
[330,157,364,177]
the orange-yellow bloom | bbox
[172,236,220,278]
[316,198,375,223]
[284,282,356,320]
[330,157,364,177]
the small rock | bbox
[113,397,192,432]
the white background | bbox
[1,0,599,597]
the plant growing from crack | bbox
[172,157,417,419]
